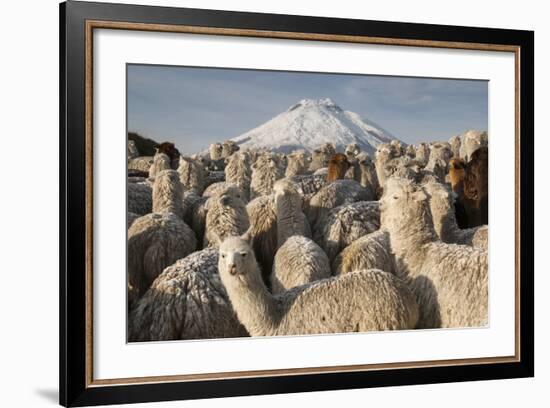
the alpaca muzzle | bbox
[229,264,237,275]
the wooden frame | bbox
[60,1,534,406]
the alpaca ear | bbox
[240,226,254,246]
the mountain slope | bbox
[231,98,400,155]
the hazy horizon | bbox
[127,64,488,154]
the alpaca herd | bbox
[127,132,489,342]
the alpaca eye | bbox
[240,253,247,257]
[221,254,225,258]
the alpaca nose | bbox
[229,264,237,275]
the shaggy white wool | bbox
[307,179,371,228]
[128,212,197,309]
[148,152,172,180]
[128,156,154,173]
[449,135,462,158]
[345,143,360,160]
[333,230,394,275]
[129,248,248,341]
[375,143,400,188]
[127,182,152,216]
[285,150,310,177]
[209,143,223,161]
[381,178,488,329]
[221,140,240,158]
[313,201,380,262]
[271,235,331,294]
[414,143,430,167]
[354,152,379,198]
[178,156,206,194]
[204,193,250,248]
[273,178,311,246]
[225,152,252,200]
[152,170,184,218]
[218,236,418,336]
[246,194,278,280]
[459,130,488,161]
[309,143,336,172]
[250,154,285,200]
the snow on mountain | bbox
[230,98,401,155]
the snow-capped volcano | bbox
[231,98,401,155]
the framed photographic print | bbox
[59,0,534,406]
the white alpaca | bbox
[204,192,250,249]
[128,248,248,341]
[271,236,331,294]
[221,140,240,158]
[128,156,154,174]
[351,153,379,198]
[273,179,311,246]
[405,144,416,158]
[414,143,430,167]
[313,201,380,262]
[128,181,152,216]
[225,152,252,200]
[250,153,285,199]
[152,169,184,219]
[423,180,488,250]
[307,179,371,228]
[218,236,419,336]
[309,143,336,172]
[148,152,172,180]
[449,135,461,158]
[128,171,197,308]
[380,178,488,329]
[459,130,488,161]
[332,230,394,275]
[270,180,327,293]
[246,194,278,279]
[285,150,310,177]
[209,143,223,161]
[177,156,206,194]
[375,143,400,188]
[427,142,452,169]
[345,143,361,161]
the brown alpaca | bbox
[447,158,469,229]
[156,142,180,168]
[326,153,351,182]
[463,147,488,227]
[448,158,466,194]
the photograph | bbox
[125,65,489,342]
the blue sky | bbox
[127,64,488,154]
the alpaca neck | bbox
[433,204,461,242]
[225,265,279,336]
[385,204,436,275]
[153,179,183,216]
[275,193,304,246]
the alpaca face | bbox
[380,179,428,230]
[327,153,351,181]
[449,158,466,171]
[423,181,453,213]
[345,143,360,159]
[218,237,257,279]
